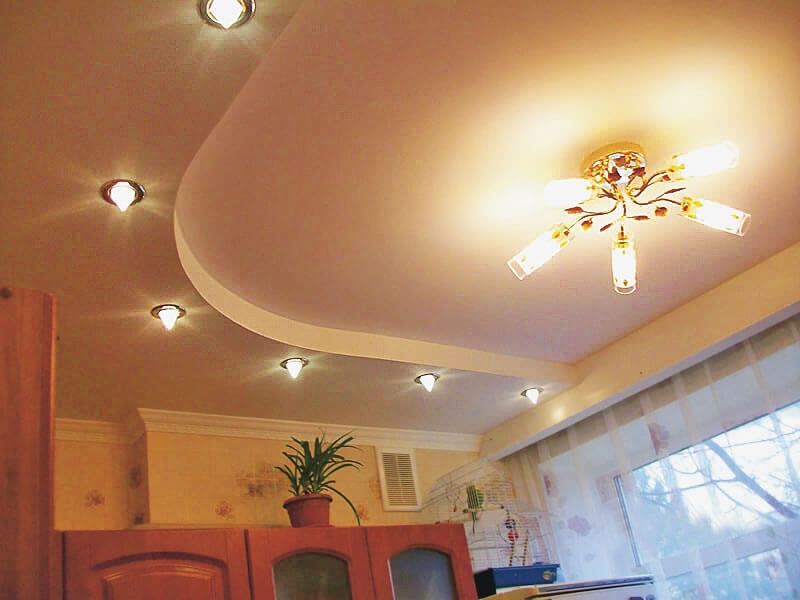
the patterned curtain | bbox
[504,313,800,599]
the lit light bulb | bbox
[611,232,637,295]
[101,179,144,211]
[507,224,572,280]
[521,388,541,404]
[280,358,308,379]
[108,181,138,212]
[151,304,185,330]
[543,178,592,208]
[681,197,751,236]
[205,0,247,28]
[671,141,738,178]
[415,373,439,392]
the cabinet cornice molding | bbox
[136,408,482,452]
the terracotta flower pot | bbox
[283,493,333,527]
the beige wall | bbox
[54,440,131,530]
[146,431,477,527]
[55,431,477,529]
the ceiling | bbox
[3,1,799,437]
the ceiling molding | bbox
[137,408,482,453]
[55,418,132,444]
[174,216,578,386]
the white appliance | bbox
[481,575,656,599]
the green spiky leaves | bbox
[275,433,363,525]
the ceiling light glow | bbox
[521,387,542,404]
[150,304,186,331]
[101,179,145,212]
[671,141,739,178]
[543,178,592,208]
[280,357,308,379]
[414,372,439,392]
[201,0,254,29]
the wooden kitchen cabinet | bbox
[248,524,476,600]
[366,524,478,600]
[63,524,478,600]
[63,529,250,600]
[248,526,375,600]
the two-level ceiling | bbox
[2,0,799,436]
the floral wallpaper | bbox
[55,432,478,529]
[84,489,105,507]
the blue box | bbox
[474,564,560,598]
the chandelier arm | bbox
[630,195,684,207]
[596,189,619,201]
[631,169,672,197]
[566,206,620,232]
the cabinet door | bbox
[365,524,478,600]
[64,529,250,600]
[248,527,375,600]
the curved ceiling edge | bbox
[174,214,578,385]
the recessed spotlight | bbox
[414,372,440,393]
[521,387,543,404]
[199,0,255,29]
[150,304,186,331]
[280,357,308,379]
[101,180,145,212]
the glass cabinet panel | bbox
[273,552,352,600]
[389,549,457,600]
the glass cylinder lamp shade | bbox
[543,178,592,208]
[681,198,751,236]
[612,233,637,295]
[671,141,738,178]
[507,224,572,280]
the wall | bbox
[54,439,131,530]
[54,430,477,529]
[145,431,477,527]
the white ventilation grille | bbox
[377,448,421,511]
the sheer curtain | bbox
[504,314,800,599]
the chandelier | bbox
[507,142,750,294]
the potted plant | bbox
[275,433,363,527]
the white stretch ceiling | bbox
[2,0,799,437]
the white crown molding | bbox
[55,418,131,444]
[137,408,482,453]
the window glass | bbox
[737,549,793,600]
[630,399,800,559]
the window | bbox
[617,400,800,599]
[505,315,800,597]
